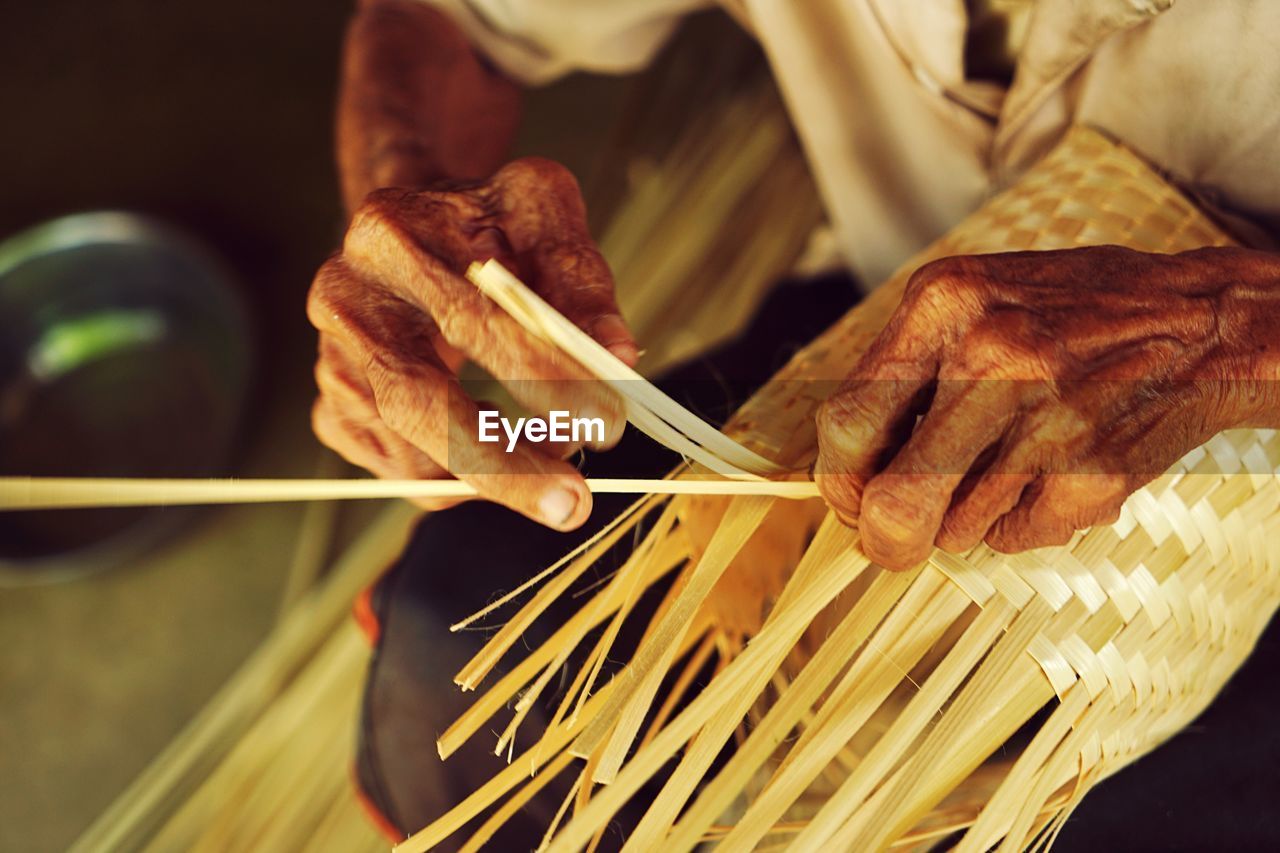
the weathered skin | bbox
[309,1,635,530]
[815,246,1280,569]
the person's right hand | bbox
[307,158,637,530]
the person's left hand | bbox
[814,246,1280,570]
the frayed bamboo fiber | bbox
[400,126,1280,853]
[68,499,420,853]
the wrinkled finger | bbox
[814,326,942,524]
[313,260,595,527]
[935,437,1041,553]
[364,352,593,530]
[528,241,637,367]
[859,380,1021,570]
[343,193,627,449]
[314,335,377,414]
[489,159,638,366]
[311,396,464,512]
[985,473,1128,554]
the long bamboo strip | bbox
[68,501,418,853]
[0,476,820,510]
[544,522,871,853]
[491,503,684,756]
[632,565,923,853]
[574,495,774,781]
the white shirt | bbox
[422,0,1280,284]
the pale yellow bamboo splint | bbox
[0,476,818,510]
[399,126,1280,853]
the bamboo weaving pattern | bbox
[400,127,1280,852]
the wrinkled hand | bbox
[816,246,1280,570]
[307,158,637,529]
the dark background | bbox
[0,0,352,411]
[2,1,1278,850]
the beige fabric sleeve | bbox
[417,0,712,85]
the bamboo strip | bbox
[573,495,774,781]
[786,598,1017,850]
[452,495,660,691]
[492,503,683,756]
[397,616,719,853]
[560,503,684,731]
[67,501,418,853]
[0,476,820,509]
[450,493,657,632]
[645,565,922,853]
[541,520,870,853]
[468,260,786,479]
[436,527,684,759]
[454,751,576,853]
[715,575,974,851]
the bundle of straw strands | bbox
[399,127,1280,853]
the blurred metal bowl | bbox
[0,212,251,584]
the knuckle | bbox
[936,517,978,552]
[310,398,347,449]
[433,297,484,347]
[366,357,446,434]
[315,357,375,412]
[1016,404,1091,460]
[306,258,350,330]
[905,257,975,307]
[539,241,609,287]
[346,189,453,265]
[815,396,844,437]
[985,523,1028,554]
[494,157,589,231]
[503,156,578,192]
[349,189,409,238]
[862,477,924,528]
[947,326,1051,383]
[908,255,960,285]
[816,471,863,523]
[897,258,990,344]
[344,195,400,260]
[815,395,874,464]
[818,390,875,436]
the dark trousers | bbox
[354,274,1280,851]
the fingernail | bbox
[538,486,580,527]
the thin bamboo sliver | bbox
[0,476,819,510]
